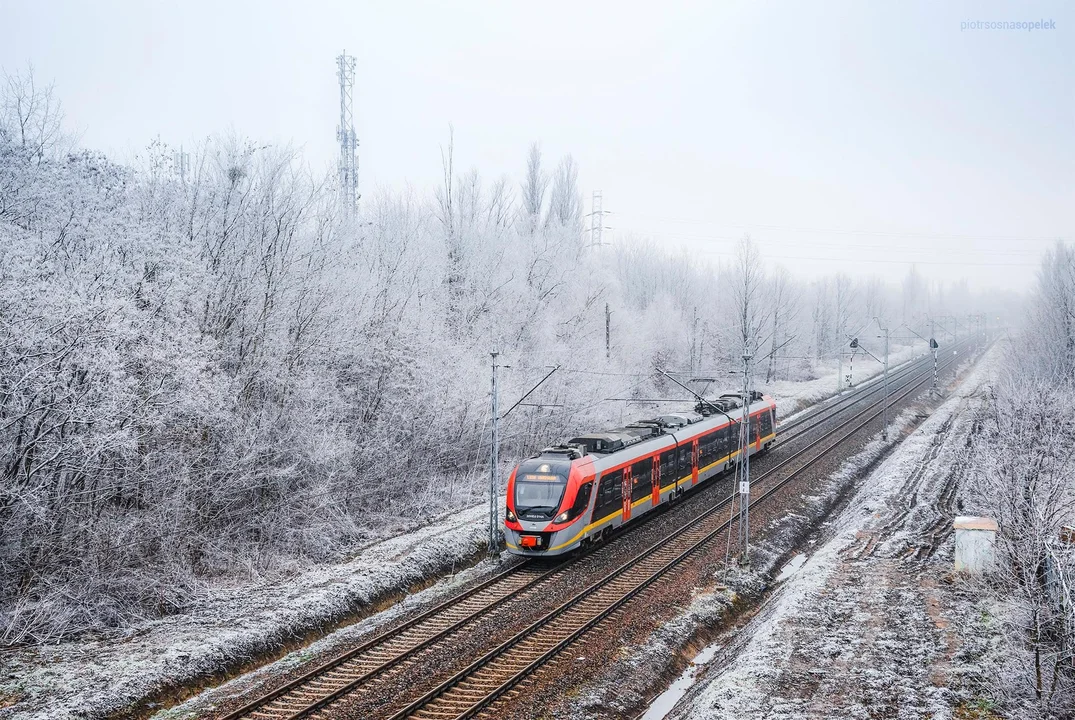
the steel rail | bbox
[779,337,971,442]
[217,561,539,720]
[219,339,973,720]
[777,338,967,437]
[385,343,977,720]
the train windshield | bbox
[513,459,570,518]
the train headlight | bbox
[506,509,517,523]
[554,511,570,524]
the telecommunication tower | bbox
[336,51,359,214]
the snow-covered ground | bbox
[661,347,997,720]
[0,346,927,720]
[0,506,494,720]
[550,349,951,720]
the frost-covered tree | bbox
[730,236,771,363]
[545,155,582,234]
[962,243,1075,717]
[0,69,1016,646]
[764,266,801,382]
[901,264,925,322]
[968,377,1075,718]
[1026,242,1075,383]
[519,142,547,236]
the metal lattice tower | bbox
[172,147,190,184]
[336,51,359,214]
[588,190,605,247]
[737,353,753,565]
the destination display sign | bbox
[521,473,562,482]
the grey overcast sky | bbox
[4,0,1072,291]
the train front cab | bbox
[506,440,679,557]
[504,455,596,557]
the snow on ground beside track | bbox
[0,505,494,720]
[665,346,998,720]
[0,349,926,720]
[564,351,950,720]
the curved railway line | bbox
[215,338,978,720]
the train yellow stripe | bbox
[547,509,622,551]
[519,431,777,554]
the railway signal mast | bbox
[930,336,939,392]
[900,321,939,396]
[849,318,891,440]
[931,317,940,393]
[874,318,890,440]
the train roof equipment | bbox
[537,444,587,460]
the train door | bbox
[621,467,632,522]
[691,439,699,485]
[651,456,661,506]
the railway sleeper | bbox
[240,352,974,720]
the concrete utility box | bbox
[953,516,998,573]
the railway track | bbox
[778,344,951,439]
[214,339,975,720]
[216,563,546,720]
[386,340,978,720]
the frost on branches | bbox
[0,70,998,645]
[959,243,1075,718]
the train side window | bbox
[566,482,593,520]
[677,445,692,476]
[594,470,623,518]
[760,410,774,437]
[659,450,676,483]
[726,424,738,454]
[631,458,652,501]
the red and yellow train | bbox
[504,392,777,557]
